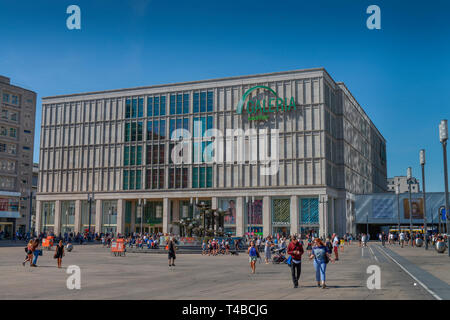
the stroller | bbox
[272,248,287,264]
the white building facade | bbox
[36,68,387,238]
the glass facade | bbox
[81,200,95,232]
[300,198,319,225]
[246,199,263,235]
[135,201,163,232]
[61,201,75,233]
[272,198,290,237]
[123,169,142,190]
[102,200,117,233]
[192,166,213,188]
[220,198,236,236]
[41,201,55,232]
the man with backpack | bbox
[287,235,304,288]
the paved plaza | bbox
[0,241,449,300]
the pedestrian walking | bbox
[399,231,405,248]
[309,238,333,289]
[332,234,339,260]
[22,240,33,266]
[31,239,41,267]
[306,236,312,256]
[264,237,272,264]
[381,232,386,247]
[248,241,259,274]
[54,240,65,268]
[287,235,304,288]
[361,233,367,247]
[168,237,176,267]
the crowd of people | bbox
[245,232,348,288]
[373,231,449,248]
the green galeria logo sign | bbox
[236,85,297,121]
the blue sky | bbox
[1,0,449,191]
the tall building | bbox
[36,68,386,238]
[387,176,420,193]
[0,76,36,238]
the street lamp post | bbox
[28,190,33,235]
[407,167,413,243]
[43,205,47,234]
[366,211,369,237]
[88,193,94,237]
[396,184,401,237]
[439,119,450,256]
[420,149,428,249]
[137,199,143,235]
[108,209,112,234]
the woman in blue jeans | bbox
[31,239,41,267]
[309,238,333,288]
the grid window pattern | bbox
[146,168,165,189]
[192,166,212,188]
[123,145,143,166]
[193,91,214,113]
[147,119,166,140]
[123,169,142,190]
[143,201,163,224]
[300,198,319,224]
[169,117,189,139]
[193,116,213,163]
[170,93,190,115]
[272,199,290,224]
[125,98,143,119]
[168,167,188,189]
[124,121,143,142]
[148,96,166,117]
[146,144,165,165]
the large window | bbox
[124,145,142,166]
[169,117,189,139]
[124,121,143,142]
[193,91,213,113]
[192,166,213,188]
[41,201,55,232]
[147,95,166,117]
[125,98,141,119]
[146,168,165,189]
[147,119,166,140]
[300,198,319,225]
[168,168,188,189]
[81,200,95,231]
[193,91,212,113]
[272,198,291,237]
[143,201,163,225]
[123,169,142,190]
[146,144,165,165]
[170,93,190,115]
[193,116,213,163]
[61,201,75,233]
[102,200,118,233]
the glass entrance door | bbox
[0,222,13,239]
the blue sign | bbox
[439,207,447,221]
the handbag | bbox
[324,251,330,264]
[286,255,292,266]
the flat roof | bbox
[42,67,330,100]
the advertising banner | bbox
[403,198,424,219]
